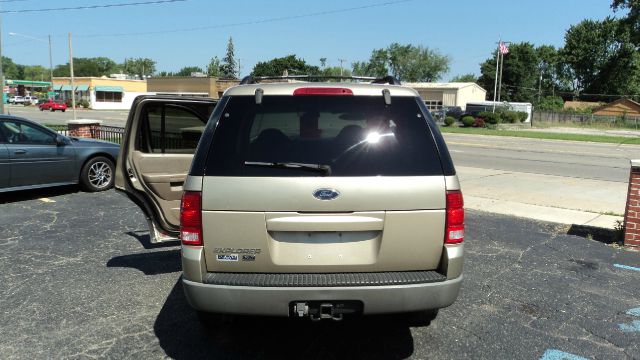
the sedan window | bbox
[0,121,55,145]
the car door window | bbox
[0,121,55,145]
[139,104,207,154]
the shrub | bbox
[77,99,90,109]
[461,115,475,127]
[472,118,485,128]
[516,111,528,122]
[477,111,501,124]
[444,116,456,126]
[501,110,519,124]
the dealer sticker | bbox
[217,254,239,262]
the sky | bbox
[0,0,621,80]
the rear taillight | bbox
[293,87,353,96]
[445,190,464,244]
[180,191,202,246]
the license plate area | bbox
[289,300,363,321]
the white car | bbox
[8,96,25,104]
[24,96,38,105]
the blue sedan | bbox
[0,116,120,193]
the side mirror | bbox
[55,134,68,146]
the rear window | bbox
[204,95,443,176]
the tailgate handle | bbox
[266,216,384,232]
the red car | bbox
[39,100,67,112]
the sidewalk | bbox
[457,166,626,229]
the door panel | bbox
[115,96,217,241]
[0,120,75,187]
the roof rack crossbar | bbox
[239,75,401,86]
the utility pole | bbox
[48,35,53,93]
[497,50,504,103]
[338,58,347,76]
[68,33,76,120]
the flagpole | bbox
[498,50,504,103]
[492,39,500,113]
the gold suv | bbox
[116,76,464,324]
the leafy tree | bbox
[174,66,204,76]
[321,66,352,77]
[53,57,118,77]
[1,57,20,79]
[21,65,48,81]
[219,37,237,78]
[352,43,449,82]
[122,58,156,78]
[537,96,565,110]
[352,48,388,78]
[206,56,221,77]
[450,74,477,82]
[612,0,640,44]
[559,18,640,97]
[252,55,320,77]
[319,58,327,68]
[478,42,540,102]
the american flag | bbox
[499,41,509,55]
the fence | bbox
[50,124,125,144]
[532,111,640,130]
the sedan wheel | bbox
[80,156,115,192]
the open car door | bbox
[115,96,217,243]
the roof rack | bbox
[239,75,401,86]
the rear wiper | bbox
[244,161,332,176]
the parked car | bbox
[116,77,464,325]
[8,96,25,104]
[23,96,39,105]
[0,116,119,192]
[39,100,67,112]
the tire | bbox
[40,107,44,111]
[80,156,115,192]
[61,109,66,112]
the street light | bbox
[8,32,54,93]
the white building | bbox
[404,82,487,111]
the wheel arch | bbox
[78,152,117,181]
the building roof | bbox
[593,98,640,115]
[563,101,602,111]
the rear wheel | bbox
[61,109,66,112]
[80,156,115,192]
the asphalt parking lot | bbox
[1,188,639,359]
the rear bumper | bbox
[182,275,462,316]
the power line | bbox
[0,0,185,14]
[75,0,412,38]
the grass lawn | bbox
[440,126,640,145]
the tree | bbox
[477,42,540,103]
[2,57,20,79]
[122,58,156,78]
[321,66,352,77]
[206,56,221,77]
[450,74,477,82]
[612,0,640,44]
[219,37,237,78]
[351,43,449,82]
[559,18,640,98]
[175,66,204,76]
[21,65,48,81]
[53,57,118,77]
[251,55,320,77]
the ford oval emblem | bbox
[313,188,340,201]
